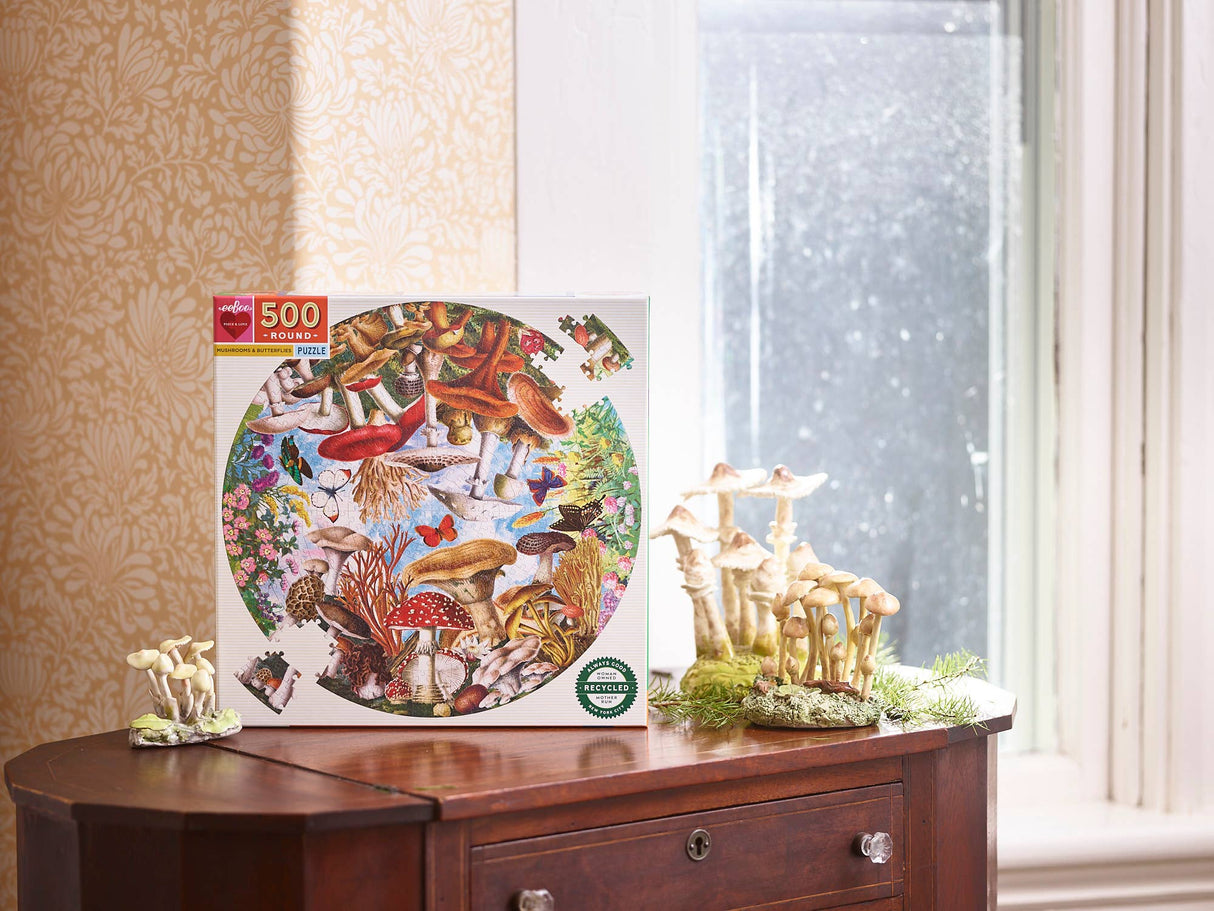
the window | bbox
[697,4,1052,756]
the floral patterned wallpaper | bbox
[0,0,514,905]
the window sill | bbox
[999,800,1214,910]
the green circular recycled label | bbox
[575,657,638,719]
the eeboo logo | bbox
[214,296,255,343]
[575,657,638,719]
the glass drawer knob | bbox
[513,889,555,911]
[854,831,893,864]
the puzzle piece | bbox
[235,650,301,714]
[558,314,634,381]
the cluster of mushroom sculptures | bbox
[651,463,902,727]
[125,636,241,747]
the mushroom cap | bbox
[504,417,545,450]
[306,526,373,554]
[803,586,841,609]
[783,579,817,602]
[649,505,717,543]
[495,582,552,614]
[787,542,820,576]
[740,465,828,501]
[507,373,574,439]
[126,649,159,670]
[246,408,312,435]
[299,404,350,436]
[711,531,772,571]
[681,462,767,497]
[782,616,810,638]
[860,654,878,674]
[170,663,197,680]
[384,446,479,473]
[316,410,403,461]
[302,558,330,574]
[396,649,467,699]
[866,591,901,617]
[401,539,518,592]
[339,349,394,387]
[770,595,791,621]
[184,640,215,662]
[516,531,576,557]
[427,378,518,419]
[471,636,542,687]
[384,591,473,631]
[845,577,884,600]
[752,556,785,594]
[290,374,334,398]
[152,653,174,675]
[823,570,859,589]
[316,597,375,640]
[797,562,835,582]
[159,636,191,653]
[192,668,214,692]
[820,613,839,636]
[427,485,524,522]
[196,656,216,674]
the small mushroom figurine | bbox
[123,635,241,747]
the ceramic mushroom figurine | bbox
[739,465,827,587]
[124,636,241,747]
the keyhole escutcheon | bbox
[686,828,711,861]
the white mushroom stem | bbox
[363,379,404,420]
[716,493,741,644]
[733,569,758,648]
[465,598,507,644]
[534,552,558,585]
[420,348,444,447]
[506,439,533,479]
[839,591,857,678]
[470,431,502,499]
[767,496,798,584]
[321,548,354,595]
[316,383,336,416]
[387,303,406,328]
[750,592,778,657]
[268,667,298,711]
[337,381,368,428]
[413,629,442,704]
[264,374,286,416]
[235,655,258,684]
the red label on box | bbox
[214,295,255,343]
[253,295,328,345]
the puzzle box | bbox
[214,295,648,725]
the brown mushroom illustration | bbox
[427,317,520,499]
[383,446,479,474]
[516,531,576,585]
[418,303,475,446]
[507,373,575,439]
[400,539,517,644]
[450,320,526,373]
[384,591,474,704]
[305,526,373,593]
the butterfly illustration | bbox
[550,498,603,533]
[279,436,312,484]
[416,514,457,547]
[527,466,566,506]
[310,468,351,523]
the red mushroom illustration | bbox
[426,317,520,500]
[384,591,473,704]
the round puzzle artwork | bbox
[220,302,642,717]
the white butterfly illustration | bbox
[310,468,351,523]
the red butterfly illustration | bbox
[416,514,457,547]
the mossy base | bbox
[680,654,764,695]
[742,684,883,729]
[128,708,243,748]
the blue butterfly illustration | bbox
[527,466,566,506]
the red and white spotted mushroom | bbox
[384,591,474,704]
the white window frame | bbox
[515,1,1214,905]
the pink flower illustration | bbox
[603,496,619,514]
[617,555,633,573]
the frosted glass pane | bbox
[700,1,1018,666]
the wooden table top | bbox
[6,678,1014,828]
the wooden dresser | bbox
[5,680,1013,910]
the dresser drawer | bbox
[469,783,903,910]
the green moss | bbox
[680,654,763,696]
[199,708,242,734]
[741,685,883,729]
[129,713,174,731]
